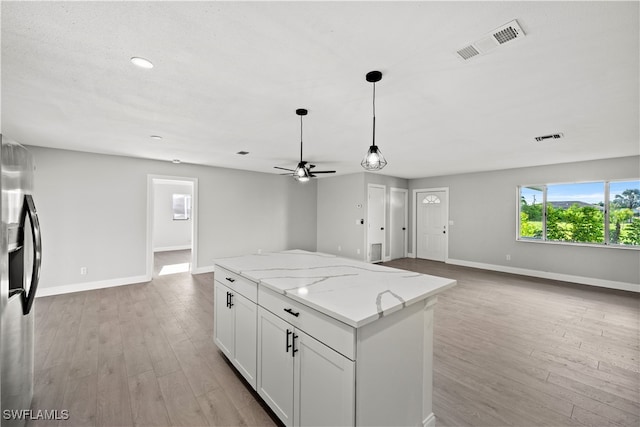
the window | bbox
[518,180,640,248]
[546,182,604,244]
[609,181,640,246]
[422,195,441,204]
[172,194,191,220]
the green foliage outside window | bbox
[545,204,604,243]
[519,183,640,246]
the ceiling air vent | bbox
[456,19,525,61]
[457,45,480,60]
[534,133,564,142]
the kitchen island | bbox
[213,250,456,427]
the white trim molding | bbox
[447,258,639,293]
[147,174,199,276]
[36,274,151,297]
[423,413,436,427]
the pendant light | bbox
[361,70,387,171]
[294,109,310,183]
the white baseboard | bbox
[446,258,639,293]
[423,413,436,427]
[36,274,152,297]
[154,245,191,252]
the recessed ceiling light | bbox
[172,159,181,164]
[237,151,250,155]
[130,57,154,69]
[150,135,163,140]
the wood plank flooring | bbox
[384,258,639,427]
[27,251,638,427]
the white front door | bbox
[416,190,447,261]
[390,188,408,260]
[367,185,386,263]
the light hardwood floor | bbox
[28,251,638,427]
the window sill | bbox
[516,238,640,251]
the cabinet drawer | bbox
[258,287,355,360]
[215,265,257,303]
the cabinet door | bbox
[257,307,294,427]
[232,292,257,388]
[293,330,355,427]
[214,282,234,359]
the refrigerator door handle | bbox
[21,194,41,315]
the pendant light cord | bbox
[300,114,303,162]
[372,81,376,147]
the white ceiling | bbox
[2,1,638,179]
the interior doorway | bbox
[413,188,448,262]
[367,184,386,263]
[389,188,408,260]
[147,175,198,279]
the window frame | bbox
[517,179,640,250]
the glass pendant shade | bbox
[361,145,387,171]
[361,70,387,171]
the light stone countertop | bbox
[214,249,457,328]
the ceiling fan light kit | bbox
[274,108,336,183]
[361,70,387,171]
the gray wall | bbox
[316,172,409,261]
[29,145,638,292]
[409,156,640,286]
[317,173,366,260]
[30,146,317,291]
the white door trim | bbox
[147,174,199,279]
[389,187,408,260]
[367,184,386,263]
[411,187,449,261]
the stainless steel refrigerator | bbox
[1,135,42,426]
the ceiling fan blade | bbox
[279,173,293,176]
[274,166,295,172]
[308,174,317,178]
[308,164,316,168]
[309,170,336,174]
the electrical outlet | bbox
[80,267,87,275]
[506,254,511,261]
[356,248,360,255]
[338,245,342,252]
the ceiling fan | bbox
[274,108,336,183]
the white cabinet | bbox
[213,268,257,388]
[214,255,448,427]
[257,306,355,427]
